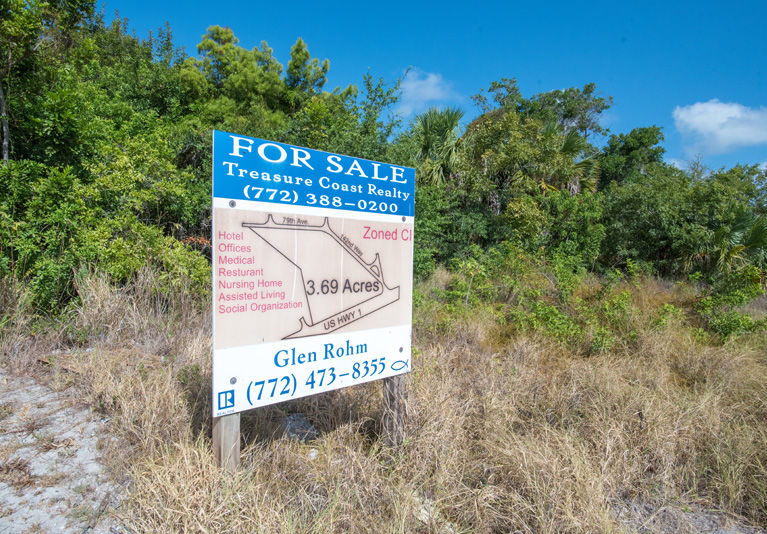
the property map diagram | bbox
[242,215,401,339]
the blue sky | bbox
[105,0,766,171]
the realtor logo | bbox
[218,390,235,410]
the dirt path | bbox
[0,367,123,533]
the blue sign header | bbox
[212,130,415,217]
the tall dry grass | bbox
[1,268,766,532]
[0,275,62,370]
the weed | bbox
[67,504,94,522]
[655,303,682,328]
[0,402,13,422]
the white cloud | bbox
[673,99,767,155]
[760,161,767,171]
[397,69,457,117]
[667,157,686,170]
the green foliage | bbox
[705,311,757,339]
[413,184,490,267]
[696,266,765,338]
[287,73,399,162]
[599,126,665,188]
[654,303,682,328]
[599,290,635,334]
[472,78,612,139]
[285,37,329,98]
[1,156,208,310]
[3,0,767,350]
[0,4,407,313]
[509,298,583,344]
[597,163,766,275]
[701,266,764,310]
[413,245,437,281]
[549,252,583,302]
[539,191,605,265]
[598,147,765,280]
[413,106,463,186]
[2,162,87,309]
[522,83,612,138]
[415,236,763,351]
[705,208,767,272]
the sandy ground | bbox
[0,367,123,533]
[613,499,766,534]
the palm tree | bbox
[709,209,767,272]
[413,107,464,186]
[539,123,599,195]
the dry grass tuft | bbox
[72,268,209,358]
[0,278,56,373]
[0,458,35,490]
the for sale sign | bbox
[211,130,415,417]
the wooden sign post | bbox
[213,413,240,471]
[382,374,406,446]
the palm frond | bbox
[744,215,767,251]
[415,106,464,185]
[561,129,587,157]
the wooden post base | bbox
[382,374,407,447]
[213,413,241,471]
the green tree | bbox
[521,83,612,139]
[284,72,397,162]
[195,25,242,90]
[286,37,329,93]
[284,37,329,112]
[599,126,665,188]
[0,0,45,163]
[599,163,767,274]
[539,124,599,195]
[413,106,463,186]
[472,78,612,139]
[600,165,705,272]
